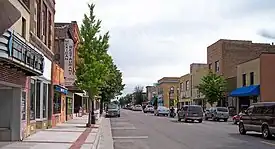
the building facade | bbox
[230,53,275,113]
[207,39,275,107]
[157,77,179,108]
[0,0,45,141]
[190,63,209,109]
[146,86,157,102]
[178,74,191,107]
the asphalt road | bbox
[110,109,275,149]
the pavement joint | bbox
[112,136,149,139]
[261,141,275,146]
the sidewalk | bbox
[0,111,102,149]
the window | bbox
[208,63,212,70]
[66,97,73,115]
[36,0,41,37]
[48,12,52,48]
[34,0,37,34]
[22,17,26,39]
[43,83,47,118]
[53,92,61,114]
[30,79,36,120]
[186,80,190,90]
[250,72,254,85]
[21,91,26,120]
[215,61,220,72]
[36,80,41,119]
[42,2,47,43]
[242,74,246,86]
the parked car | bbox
[133,105,143,111]
[232,112,244,124]
[205,107,229,121]
[144,105,154,113]
[239,102,275,139]
[106,103,120,117]
[178,105,203,123]
[155,106,169,116]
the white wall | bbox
[43,56,52,81]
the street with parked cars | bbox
[114,102,275,149]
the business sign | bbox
[64,39,75,86]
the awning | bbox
[230,85,260,97]
[54,85,68,95]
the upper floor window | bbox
[208,63,212,70]
[48,12,52,49]
[21,17,26,39]
[186,80,190,90]
[215,60,220,72]
[42,2,47,44]
[242,74,246,86]
[250,72,254,85]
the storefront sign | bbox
[54,85,68,94]
[64,39,75,86]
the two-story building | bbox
[157,77,179,108]
[230,52,275,113]
[178,74,191,107]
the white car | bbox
[144,105,154,113]
[133,105,143,111]
[155,106,169,116]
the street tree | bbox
[99,63,124,114]
[76,4,112,126]
[133,86,144,105]
[197,71,227,106]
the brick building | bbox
[178,74,191,107]
[0,0,49,141]
[207,39,275,108]
[157,77,179,108]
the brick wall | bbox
[0,65,27,87]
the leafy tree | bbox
[197,71,227,106]
[99,63,124,114]
[76,4,111,126]
[133,86,144,105]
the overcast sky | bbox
[55,0,275,94]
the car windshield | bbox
[108,104,118,109]
[147,105,153,108]
[158,106,168,110]
[188,106,202,112]
[136,105,141,107]
[217,107,228,112]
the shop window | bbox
[43,83,47,118]
[36,80,41,119]
[53,92,61,114]
[66,97,73,115]
[242,74,246,86]
[250,72,254,85]
[30,79,36,120]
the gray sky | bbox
[55,0,275,94]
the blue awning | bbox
[230,85,260,97]
[54,85,68,95]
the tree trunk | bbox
[87,91,96,127]
[100,96,104,115]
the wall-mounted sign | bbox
[64,39,75,86]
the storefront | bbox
[51,64,68,127]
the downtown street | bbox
[109,109,275,149]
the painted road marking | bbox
[261,141,275,146]
[111,127,136,130]
[113,136,149,139]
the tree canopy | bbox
[197,71,227,106]
[133,86,144,105]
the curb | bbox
[92,115,103,149]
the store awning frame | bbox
[230,85,260,97]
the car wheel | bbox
[205,117,208,120]
[178,118,181,122]
[198,119,203,123]
[224,118,228,122]
[262,125,272,139]
[239,123,246,135]
[118,114,120,117]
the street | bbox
[110,109,275,149]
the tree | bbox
[133,86,144,105]
[197,71,227,106]
[76,4,112,126]
[99,63,124,114]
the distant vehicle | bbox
[144,105,154,113]
[239,102,275,139]
[133,105,143,111]
[232,112,244,124]
[155,106,169,116]
[178,105,203,123]
[205,107,229,121]
[106,103,120,117]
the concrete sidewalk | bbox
[0,112,102,149]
